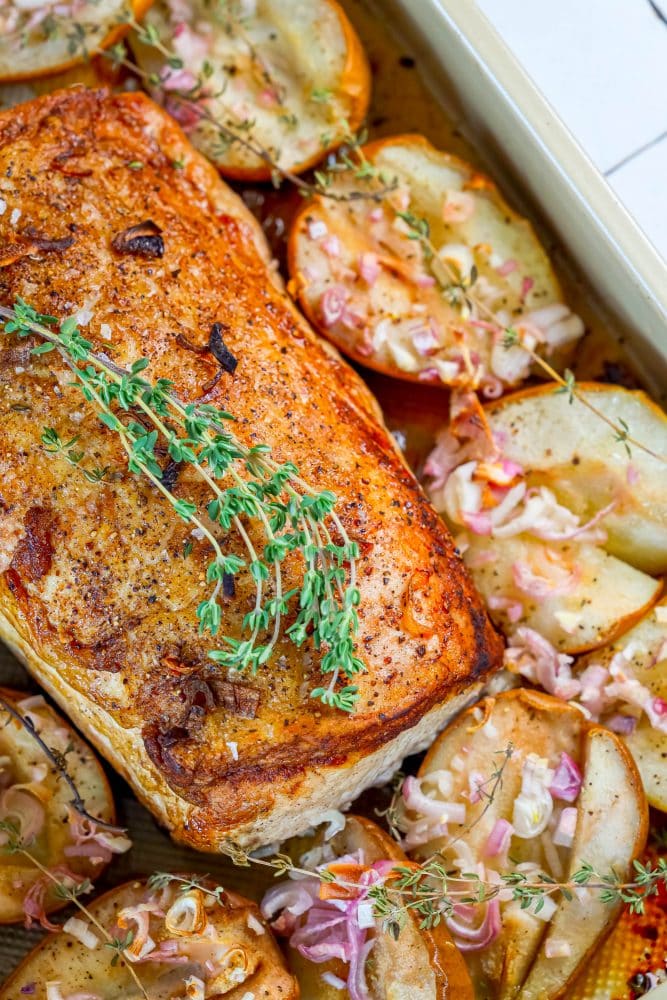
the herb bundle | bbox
[1,299,363,711]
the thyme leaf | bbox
[2,300,364,712]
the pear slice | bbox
[519,727,648,1000]
[1,875,298,998]
[408,690,648,1000]
[465,533,660,653]
[285,815,473,1000]
[0,0,152,83]
[0,687,119,925]
[287,134,582,386]
[577,598,667,810]
[486,384,667,575]
[413,690,587,999]
[132,0,370,180]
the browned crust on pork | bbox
[0,89,501,846]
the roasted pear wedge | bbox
[519,728,649,1000]
[427,384,665,653]
[288,133,583,387]
[464,534,660,654]
[575,597,667,811]
[132,0,370,180]
[0,0,152,82]
[0,875,299,999]
[402,690,648,1000]
[262,814,473,1000]
[0,688,127,926]
[486,383,667,575]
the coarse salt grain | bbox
[322,972,346,990]
[246,912,265,935]
[10,208,21,226]
[308,219,328,240]
[227,741,239,760]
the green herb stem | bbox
[1,300,363,711]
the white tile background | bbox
[477,0,667,260]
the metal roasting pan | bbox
[397,0,667,399]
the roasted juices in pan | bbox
[0,88,501,851]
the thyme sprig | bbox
[50,3,397,203]
[366,856,667,933]
[2,299,363,711]
[147,870,227,904]
[0,824,147,997]
[380,744,513,846]
[157,846,667,939]
[120,54,393,201]
[395,211,665,463]
[41,426,110,483]
[0,694,125,832]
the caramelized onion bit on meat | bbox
[0,231,75,268]
[209,322,238,373]
[22,230,76,253]
[181,675,216,723]
[143,725,194,782]
[111,220,164,259]
[175,333,208,354]
[161,458,183,492]
[208,677,260,719]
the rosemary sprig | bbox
[2,299,364,711]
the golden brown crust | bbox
[0,88,501,848]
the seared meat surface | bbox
[0,89,501,848]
